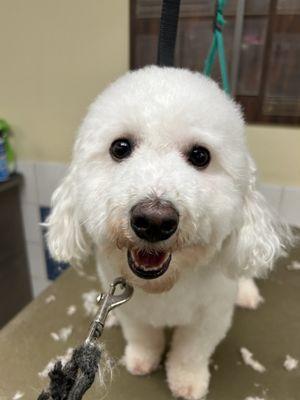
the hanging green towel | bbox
[204,0,230,94]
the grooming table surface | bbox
[1,248,300,400]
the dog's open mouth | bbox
[127,249,171,280]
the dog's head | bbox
[47,66,292,292]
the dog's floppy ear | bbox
[234,156,293,278]
[46,168,90,266]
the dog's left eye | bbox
[187,145,210,169]
[110,138,133,161]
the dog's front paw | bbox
[123,343,161,376]
[236,278,264,310]
[166,360,210,400]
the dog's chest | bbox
[121,272,207,327]
[96,255,236,327]
[123,269,236,327]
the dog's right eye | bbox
[110,138,133,161]
[186,145,210,169]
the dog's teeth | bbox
[129,249,171,272]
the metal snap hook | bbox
[85,277,133,344]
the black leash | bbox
[37,278,133,400]
[157,0,181,67]
[38,343,101,400]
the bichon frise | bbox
[47,66,291,399]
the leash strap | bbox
[157,0,181,67]
[204,0,230,94]
[37,279,133,400]
[37,343,101,400]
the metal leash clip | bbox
[85,277,133,344]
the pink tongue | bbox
[133,250,166,267]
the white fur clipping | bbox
[12,392,24,399]
[82,290,98,316]
[67,305,77,315]
[244,397,265,400]
[97,344,115,389]
[286,261,300,271]
[240,347,266,373]
[50,325,73,342]
[283,355,298,371]
[45,294,56,304]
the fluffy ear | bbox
[234,158,293,278]
[45,169,90,266]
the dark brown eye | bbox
[110,138,133,161]
[187,145,210,169]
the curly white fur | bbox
[46,66,292,399]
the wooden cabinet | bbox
[0,174,32,327]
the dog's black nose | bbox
[130,199,179,243]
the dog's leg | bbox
[166,303,233,400]
[119,316,165,376]
[236,278,264,310]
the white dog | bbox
[47,66,291,399]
